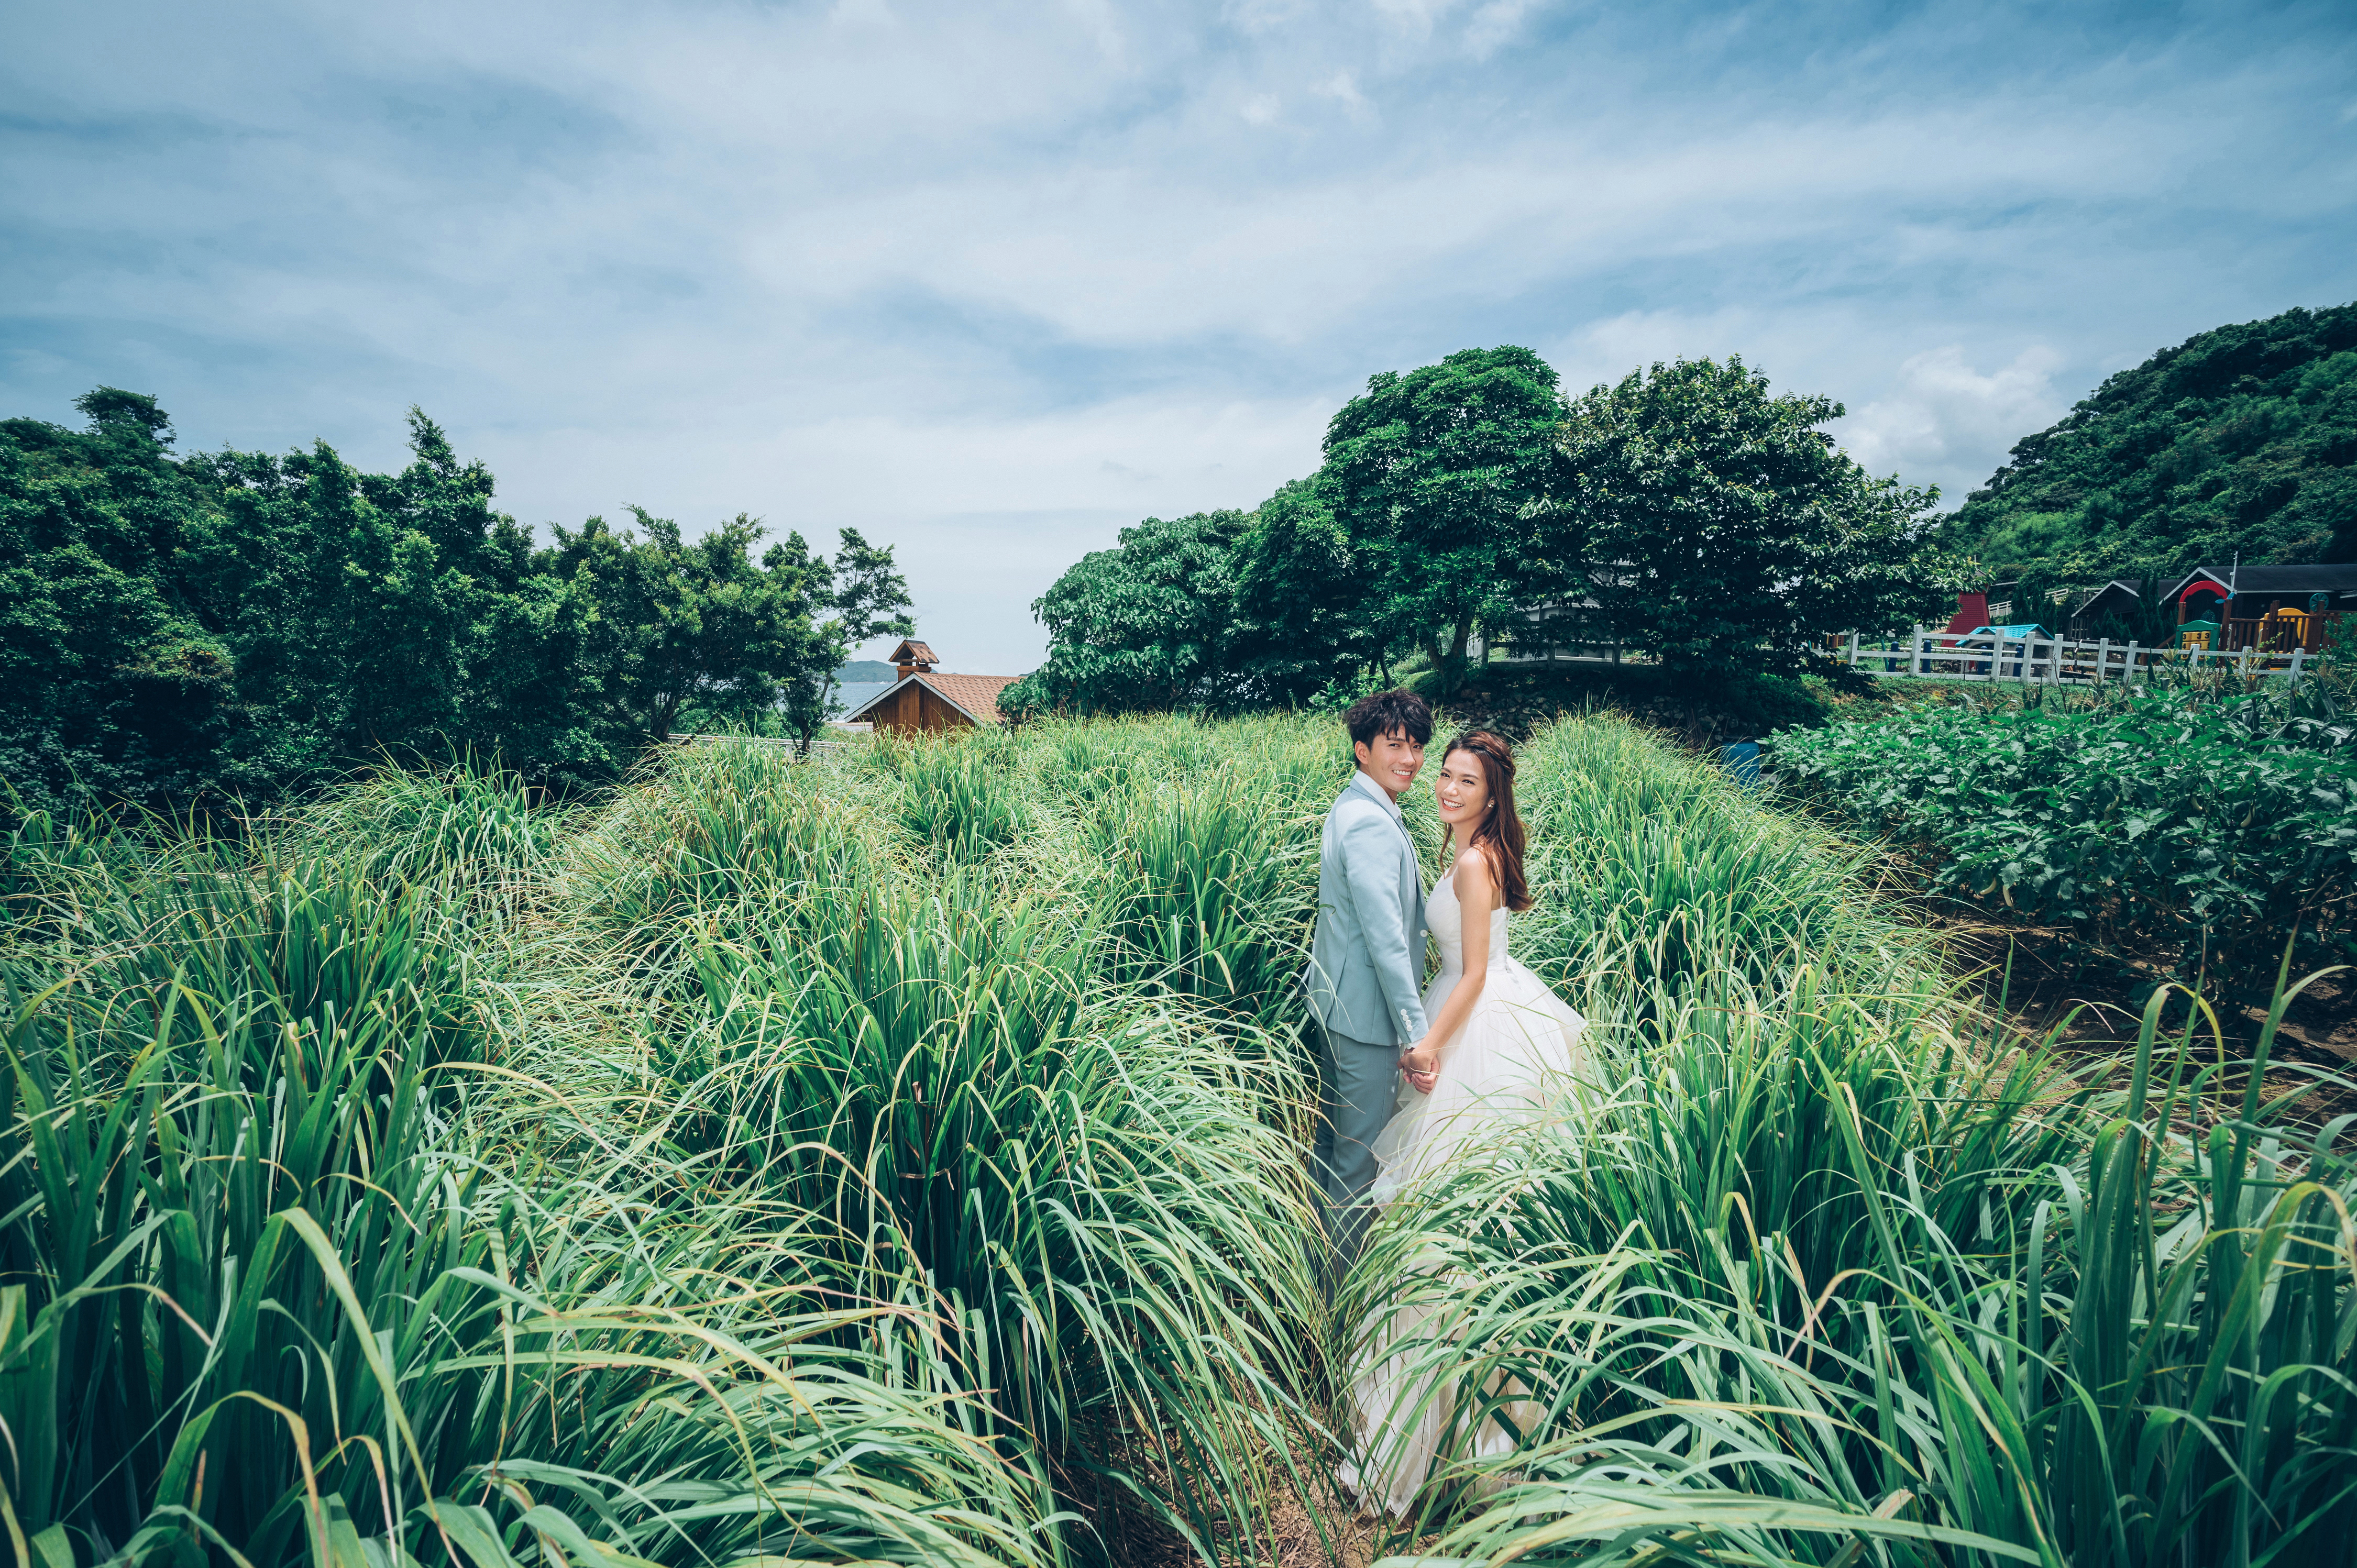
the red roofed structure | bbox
[843,641,1023,735]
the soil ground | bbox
[1921,893,2357,1127]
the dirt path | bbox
[1923,897,2357,1127]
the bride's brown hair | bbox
[1443,730,1532,913]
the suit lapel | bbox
[1348,772,1419,870]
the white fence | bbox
[1844,628,2317,684]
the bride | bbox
[1339,728,1590,1518]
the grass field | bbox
[2,712,2350,1567]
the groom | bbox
[1303,689,1434,1288]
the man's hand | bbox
[1397,1039,1438,1095]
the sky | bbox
[5,1,2354,675]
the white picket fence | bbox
[1842,628,2317,684]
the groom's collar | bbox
[1350,769,1405,819]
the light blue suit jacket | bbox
[1303,772,1430,1047]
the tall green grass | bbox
[0,845,1054,1565]
[1354,981,2357,1565]
[1343,722,2356,1565]
[1085,774,1310,1029]
[0,720,2348,1568]
[560,737,1330,1563]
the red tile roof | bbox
[915,672,1020,723]
[843,671,1022,725]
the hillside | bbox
[1941,302,2357,574]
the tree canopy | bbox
[1001,510,1249,716]
[1011,346,1960,714]
[1,391,910,814]
[1941,302,2357,576]
[1548,357,1960,675]
[1324,346,1562,689]
[784,527,916,752]
[1229,472,1374,703]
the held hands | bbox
[1397,1038,1438,1095]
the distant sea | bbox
[833,680,894,721]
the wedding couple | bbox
[1303,689,1589,1517]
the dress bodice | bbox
[1426,868,1511,977]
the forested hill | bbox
[1940,302,2357,574]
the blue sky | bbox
[6,0,2353,673]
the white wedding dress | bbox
[1341,870,1590,1518]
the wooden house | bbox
[2161,565,2357,653]
[2065,579,2144,636]
[841,640,1023,736]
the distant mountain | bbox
[1941,303,2357,575]
[836,659,897,682]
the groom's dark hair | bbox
[1344,689,1433,748]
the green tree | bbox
[0,388,902,815]
[541,509,829,746]
[1323,346,1562,691]
[192,412,546,773]
[1229,471,1378,703]
[1548,357,1961,676]
[1001,511,1248,716]
[0,390,245,810]
[780,527,917,754]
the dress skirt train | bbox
[1340,873,1589,1518]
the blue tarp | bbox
[1964,624,2052,640]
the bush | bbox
[1349,976,2357,1565]
[1433,662,1831,743]
[1769,680,2357,987]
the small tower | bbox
[890,639,938,681]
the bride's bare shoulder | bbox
[1450,846,1497,897]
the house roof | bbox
[842,671,1022,726]
[887,639,939,666]
[2164,565,2357,602]
[2069,579,2143,616]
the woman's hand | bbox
[1398,1039,1438,1094]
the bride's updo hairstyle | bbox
[1444,730,1533,913]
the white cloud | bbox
[3,0,2351,673]
[1370,0,1464,39]
[1313,69,1370,112]
[1464,0,1540,58]
[1836,345,2066,503]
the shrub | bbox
[1347,976,2357,1566]
[1769,680,2357,988]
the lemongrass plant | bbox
[0,847,1053,1566]
[4,713,2350,1568]
[1348,961,2355,1566]
[584,737,1329,1565]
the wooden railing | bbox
[2219,616,2332,654]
